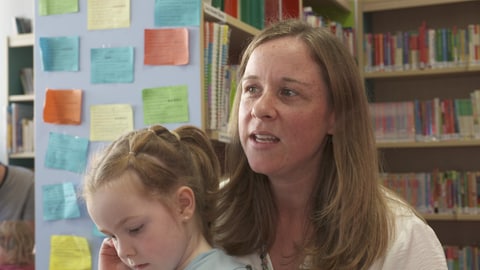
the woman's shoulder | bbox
[376,190,448,270]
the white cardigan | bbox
[235,197,448,270]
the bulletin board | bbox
[34,0,202,268]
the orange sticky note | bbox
[43,89,83,125]
[144,28,189,65]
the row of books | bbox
[369,90,480,142]
[204,21,231,130]
[209,0,265,30]
[381,170,480,215]
[445,245,480,270]
[7,103,34,154]
[364,22,480,73]
[208,0,301,30]
[302,6,356,57]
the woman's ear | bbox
[176,186,195,221]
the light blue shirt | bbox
[185,248,252,270]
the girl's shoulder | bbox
[186,248,253,270]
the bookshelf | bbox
[202,0,354,141]
[4,33,35,169]
[357,0,480,248]
[201,3,260,141]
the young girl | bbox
[0,221,35,270]
[83,125,249,270]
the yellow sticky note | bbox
[49,235,91,270]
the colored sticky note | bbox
[39,36,79,72]
[39,0,79,16]
[90,104,134,141]
[42,182,81,221]
[87,0,130,30]
[45,132,89,173]
[91,47,134,83]
[142,85,189,124]
[43,89,83,125]
[144,28,189,65]
[49,235,91,270]
[154,0,200,27]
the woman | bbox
[213,19,447,270]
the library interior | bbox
[1,0,480,269]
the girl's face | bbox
[239,36,335,182]
[87,172,195,270]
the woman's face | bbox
[239,36,335,181]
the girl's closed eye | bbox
[128,224,144,235]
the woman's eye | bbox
[280,88,297,97]
[244,85,258,94]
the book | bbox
[20,67,34,95]
[12,16,32,34]
[10,103,34,153]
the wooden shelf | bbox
[365,65,480,79]
[203,3,260,53]
[362,0,476,12]
[9,152,35,159]
[8,33,34,47]
[9,94,34,102]
[304,0,351,13]
[424,213,480,221]
[377,139,480,149]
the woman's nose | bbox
[251,90,277,119]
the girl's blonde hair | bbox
[83,125,221,244]
[0,220,35,265]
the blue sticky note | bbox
[91,47,134,84]
[39,36,80,71]
[45,132,89,173]
[42,182,81,221]
[155,0,200,27]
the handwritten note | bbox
[144,28,189,65]
[39,36,79,71]
[154,0,200,27]
[49,235,91,270]
[39,0,78,15]
[42,182,81,221]
[88,0,130,30]
[45,132,89,173]
[90,104,133,141]
[142,85,189,124]
[91,47,134,83]
[43,89,83,125]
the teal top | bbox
[185,248,252,270]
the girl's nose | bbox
[113,238,135,261]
